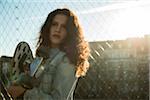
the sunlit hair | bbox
[36,8,90,77]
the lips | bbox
[52,34,61,39]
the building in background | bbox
[76,35,149,99]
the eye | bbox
[52,22,57,26]
[62,24,66,29]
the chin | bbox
[51,39,60,43]
[51,41,61,46]
[52,41,61,45]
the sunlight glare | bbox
[110,5,150,39]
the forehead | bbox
[53,14,68,24]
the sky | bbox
[0,0,150,56]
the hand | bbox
[15,73,40,89]
[7,74,40,99]
[7,84,26,98]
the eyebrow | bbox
[52,20,57,24]
[52,20,67,26]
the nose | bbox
[56,25,61,32]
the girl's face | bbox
[49,14,68,48]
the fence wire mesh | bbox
[0,0,149,100]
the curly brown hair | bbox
[36,8,90,77]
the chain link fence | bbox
[0,0,149,100]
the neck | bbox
[51,44,59,49]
